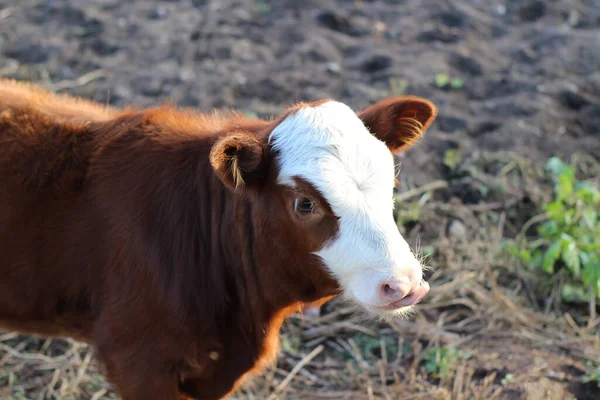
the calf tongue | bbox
[391,281,430,308]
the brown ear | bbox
[358,96,437,153]
[209,131,269,191]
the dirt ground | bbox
[1,0,599,399]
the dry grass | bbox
[1,153,599,400]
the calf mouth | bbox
[379,280,430,311]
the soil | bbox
[0,0,599,399]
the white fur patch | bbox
[269,101,423,317]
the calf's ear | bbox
[357,96,438,154]
[210,131,269,191]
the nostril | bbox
[379,278,415,302]
[382,283,400,298]
[380,281,405,301]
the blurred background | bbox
[0,0,599,399]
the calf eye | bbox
[294,198,316,213]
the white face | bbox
[269,101,430,318]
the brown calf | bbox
[0,78,437,399]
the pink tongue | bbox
[393,281,430,308]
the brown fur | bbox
[0,78,436,399]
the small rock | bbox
[448,52,483,76]
[4,38,50,63]
[214,46,231,59]
[156,60,180,80]
[180,91,202,107]
[169,42,187,63]
[469,121,502,137]
[131,76,164,97]
[417,28,460,44]
[448,219,467,239]
[437,115,468,133]
[579,105,600,136]
[437,10,469,28]
[326,62,341,74]
[190,30,201,41]
[191,0,208,8]
[113,85,133,101]
[558,89,589,111]
[60,5,86,26]
[519,1,546,22]
[89,37,120,56]
[315,10,371,37]
[384,29,400,40]
[306,49,329,62]
[149,6,169,20]
[99,0,121,10]
[451,182,483,204]
[233,72,247,86]
[58,66,75,80]
[178,66,196,82]
[235,77,293,104]
[76,17,103,38]
[566,9,580,27]
[360,54,392,73]
[490,24,509,38]
[510,47,537,64]
[342,83,390,101]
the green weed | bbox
[435,73,464,90]
[582,361,600,388]
[501,373,515,385]
[242,110,259,119]
[351,333,401,361]
[443,148,463,171]
[389,77,408,96]
[504,157,600,305]
[423,347,470,379]
[255,1,271,13]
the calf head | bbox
[210,96,437,318]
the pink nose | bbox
[379,278,413,302]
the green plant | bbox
[435,73,464,89]
[505,157,600,304]
[501,373,515,385]
[443,148,463,170]
[84,373,109,395]
[422,246,435,259]
[12,391,27,400]
[351,333,400,361]
[254,1,271,13]
[582,361,600,388]
[423,347,470,379]
[0,369,19,386]
[280,333,302,354]
[0,368,8,387]
[394,200,421,228]
[242,110,259,119]
[389,77,408,96]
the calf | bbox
[0,78,437,400]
